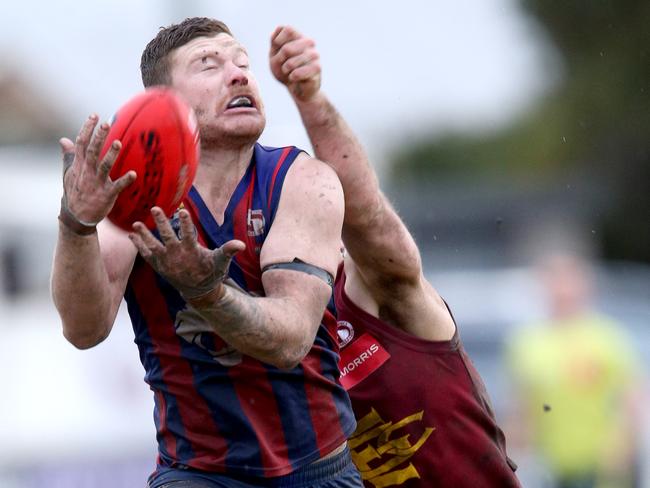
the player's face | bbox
[169,33,265,148]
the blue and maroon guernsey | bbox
[124,144,356,478]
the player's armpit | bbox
[345,255,456,342]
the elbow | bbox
[274,358,302,371]
[269,300,331,370]
[62,323,109,350]
[54,295,114,350]
[268,338,313,371]
[270,347,308,371]
[280,351,308,370]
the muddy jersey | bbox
[334,268,520,487]
[125,144,356,478]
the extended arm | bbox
[270,27,420,289]
[51,115,137,349]
[270,26,455,340]
[297,96,423,286]
[129,154,344,368]
[271,27,421,285]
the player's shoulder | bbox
[286,152,342,193]
[255,142,297,155]
[253,143,337,179]
[268,152,343,247]
[255,142,279,152]
[252,143,301,173]
[294,152,340,180]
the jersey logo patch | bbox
[349,407,435,487]
[247,209,265,237]
[338,333,390,390]
[336,320,355,348]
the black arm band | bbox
[262,258,334,288]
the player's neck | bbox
[199,141,254,171]
[194,144,255,223]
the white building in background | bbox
[0,64,157,488]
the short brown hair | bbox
[140,17,233,87]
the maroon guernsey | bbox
[334,268,520,488]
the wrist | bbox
[292,89,324,107]
[58,197,98,236]
[294,92,336,127]
[185,283,226,309]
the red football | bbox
[100,87,200,230]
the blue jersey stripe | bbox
[155,269,264,471]
[263,146,302,225]
[266,364,319,469]
[126,143,355,477]
[125,274,196,465]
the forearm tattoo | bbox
[190,287,295,365]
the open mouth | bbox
[226,96,254,110]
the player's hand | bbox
[60,114,136,225]
[270,26,321,102]
[129,207,246,300]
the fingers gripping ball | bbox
[99,87,200,230]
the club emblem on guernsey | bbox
[175,307,243,367]
[349,408,435,487]
[247,209,265,237]
[336,321,355,348]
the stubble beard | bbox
[196,110,265,151]
[200,126,263,150]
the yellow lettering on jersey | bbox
[368,464,421,488]
[349,408,434,487]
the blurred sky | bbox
[1,0,559,168]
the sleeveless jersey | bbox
[334,268,520,487]
[124,144,356,478]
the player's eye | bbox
[200,57,219,70]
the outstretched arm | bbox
[51,115,138,349]
[270,27,420,289]
[270,26,455,340]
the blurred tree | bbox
[391,0,650,263]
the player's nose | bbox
[226,61,249,87]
